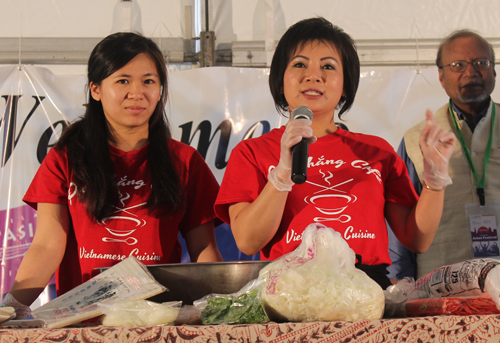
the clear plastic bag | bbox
[384,258,500,318]
[193,278,269,325]
[258,223,385,322]
[99,300,181,327]
[31,257,167,328]
[174,305,202,325]
[412,258,499,298]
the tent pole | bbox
[200,0,215,67]
[205,0,209,32]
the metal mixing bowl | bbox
[98,260,270,305]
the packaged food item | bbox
[194,279,268,325]
[0,319,47,328]
[413,258,499,298]
[405,296,500,317]
[32,257,166,328]
[99,300,180,327]
[258,223,385,322]
[384,258,500,318]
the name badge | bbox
[467,203,500,258]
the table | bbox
[1,315,500,342]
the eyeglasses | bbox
[439,59,492,73]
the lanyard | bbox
[449,99,495,206]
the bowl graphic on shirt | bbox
[305,194,356,212]
[101,215,146,237]
[304,193,357,224]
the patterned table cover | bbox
[1,315,500,342]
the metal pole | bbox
[200,0,215,67]
[205,0,209,32]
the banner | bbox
[1,64,498,304]
[0,65,85,301]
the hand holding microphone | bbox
[268,106,315,191]
[290,106,315,184]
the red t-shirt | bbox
[215,127,418,266]
[24,139,219,295]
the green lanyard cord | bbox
[448,99,495,206]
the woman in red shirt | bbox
[3,32,222,318]
[215,17,456,289]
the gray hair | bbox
[436,29,495,67]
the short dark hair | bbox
[436,29,495,68]
[269,17,360,119]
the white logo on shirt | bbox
[351,160,382,183]
[286,229,303,244]
[302,156,377,242]
[344,226,376,240]
[66,174,149,247]
[117,175,146,189]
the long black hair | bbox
[269,17,360,119]
[57,32,184,221]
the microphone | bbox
[290,106,314,184]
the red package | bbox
[405,296,500,317]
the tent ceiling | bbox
[3,36,498,68]
[0,37,185,64]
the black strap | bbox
[355,254,391,290]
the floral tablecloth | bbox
[1,315,500,342]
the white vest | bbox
[404,101,500,278]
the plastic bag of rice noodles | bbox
[258,223,384,322]
[99,300,181,327]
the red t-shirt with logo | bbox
[24,139,219,295]
[215,126,418,266]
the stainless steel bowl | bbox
[97,260,270,305]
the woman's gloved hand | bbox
[268,116,316,191]
[419,109,457,189]
[1,293,32,320]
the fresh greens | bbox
[201,289,268,324]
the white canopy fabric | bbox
[211,0,500,45]
[3,1,499,43]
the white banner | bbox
[1,64,499,297]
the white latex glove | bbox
[268,117,317,191]
[419,109,456,189]
[1,293,32,320]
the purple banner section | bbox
[0,204,37,295]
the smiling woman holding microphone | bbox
[215,17,456,289]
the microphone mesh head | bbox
[291,106,313,120]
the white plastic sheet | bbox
[215,0,500,44]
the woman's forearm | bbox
[409,187,445,252]
[386,187,445,254]
[185,221,223,262]
[9,244,66,306]
[9,203,70,306]
[229,181,289,256]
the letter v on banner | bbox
[1,95,45,167]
